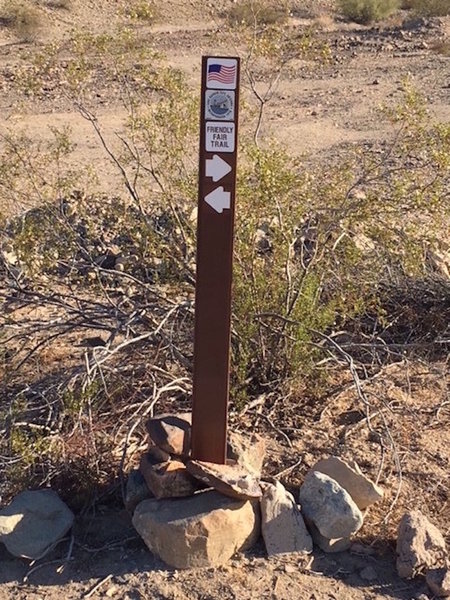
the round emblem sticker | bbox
[206,90,234,121]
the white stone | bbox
[0,489,74,559]
[311,456,383,510]
[397,511,447,579]
[299,471,363,540]
[260,481,312,556]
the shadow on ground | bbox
[0,511,429,600]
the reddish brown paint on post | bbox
[191,56,240,463]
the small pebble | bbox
[284,564,297,574]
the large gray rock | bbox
[145,413,191,456]
[227,431,266,476]
[260,480,312,556]
[299,471,363,539]
[311,456,383,510]
[397,510,447,579]
[186,460,262,500]
[132,490,260,568]
[0,489,74,559]
[426,567,450,598]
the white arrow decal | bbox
[206,154,232,182]
[204,186,231,214]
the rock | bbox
[132,489,260,568]
[145,413,191,456]
[140,455,198,499]
[227,431,266,476]
[260,480,312,556]
[427,568,450,598]
[125,469,152,514]
[186,460,262,500]
[306,519,351,553]
[0,489,74,559]
[397,510,447,579]
[146,445,171,465]
[311,456,383,510]
[299,471,363,540]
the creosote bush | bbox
[1,25,449,502]
[338,0,400,23]
[41,0,72,9]
[124,0,158,23]
[0,0,43,41]
[401,0,450,16]
[226,0,290,26]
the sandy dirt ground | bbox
[0,1,449,598]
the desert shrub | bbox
[338,0,400,23]
[432,40,450,55]
[401,0,450,16]
[40,0,71,9]
[1,24,449,501]
[124,0,158,22]
[227,0,290,26]
[0,0,43,41]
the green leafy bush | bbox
[338,0,400,23]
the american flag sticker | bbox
[206,58,237,90]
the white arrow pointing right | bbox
[204,186,231,214]
[206,154,232,182]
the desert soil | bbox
[0,1,449,598]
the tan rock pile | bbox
[129,412,387,569]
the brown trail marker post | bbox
[191,56,240,463]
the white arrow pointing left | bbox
[206,154,232,182]
[204,186,231,214]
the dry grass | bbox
[0,0,43,41]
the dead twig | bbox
[83,574,113,599]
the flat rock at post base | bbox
[125,468,153,514]
[299,471,363,540]
[227,431,266,476]
[0,489,74,559]
[140,454,198,499]
[311,456,383,510]
[132,489,260,569]
[396,510,447,579]
[145,413,191,456]
[186,460,262,500]
[260,480,312,556]
[305,518,352,553]
[426,567,450,598]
